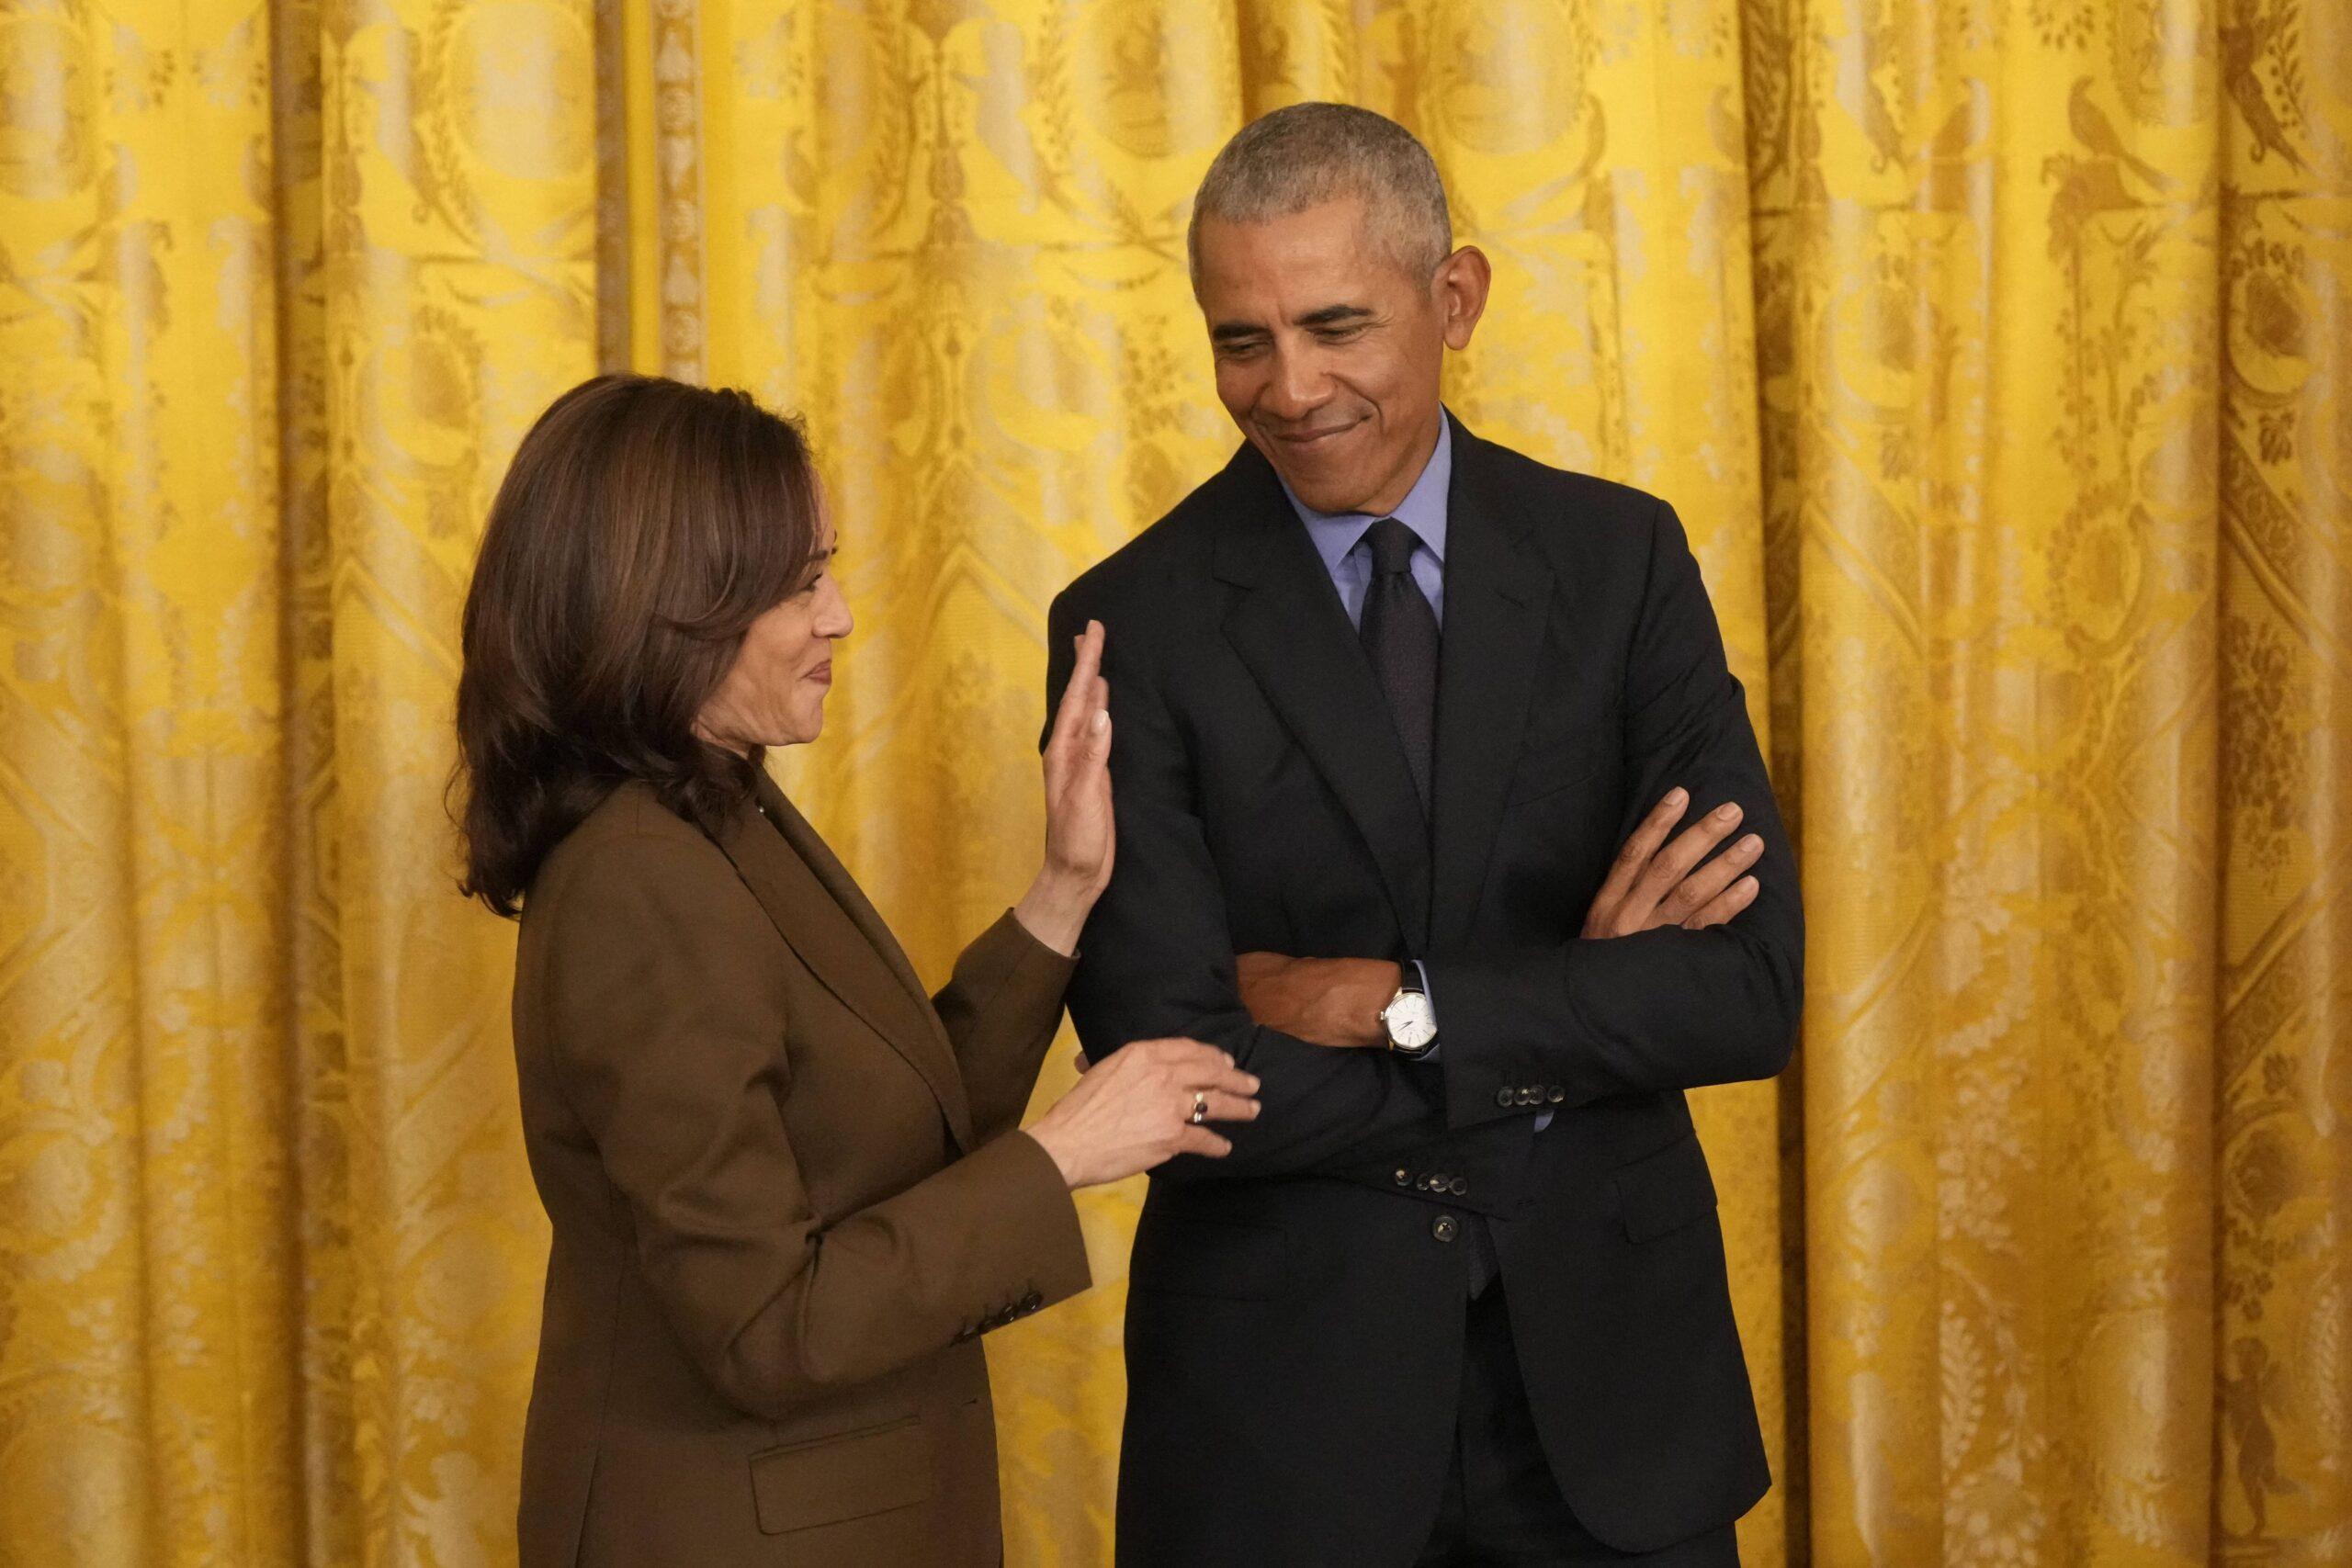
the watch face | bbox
[1386,991,1437,1050]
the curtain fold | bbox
[0,2,2342,1563]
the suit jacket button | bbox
[1496,1087,1515,1108]
[1021,1291,1044,1313]
[1448,1176,1467,1195]
[1547,1087,1566,1104]
[1431,1214,1459,1243]
[1395,1168,1411,1186]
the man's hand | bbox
[1227,789,1756,1049]
[1583,787,1762,938]
[1233,953,1401,1049]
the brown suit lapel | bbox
[708,770,975,1151]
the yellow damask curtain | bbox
[0,2,2343,1564]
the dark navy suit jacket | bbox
[1046,420,1802,1566]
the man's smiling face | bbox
[1193,194,1485,517]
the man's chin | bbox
[1286,480,1377,514]
[1266,457,1372,515]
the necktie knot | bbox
[1365,517,1422,579]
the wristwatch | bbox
[1380,967,1438,1058]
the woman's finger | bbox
[1134,1037,1241,1077]
[1172,1126,1234,1159]
[1191,1063,1261,1099]
[1046,621,1107,757]
[1191,1089,1260,1122]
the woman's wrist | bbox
[1012,871,1093,957]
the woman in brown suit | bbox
[452,376,1258,1566]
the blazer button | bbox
[1395,1168,1411,1186]
[1021,1291,1044,1314]
[1547,1087,1566,1104]
[1496,1087,1515,1108]
[1431,1214,1459,1243]
[1448,1176,1467,1195]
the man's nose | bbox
[1261,347,1331,422]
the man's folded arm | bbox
[1425,498,1805,1131]
[1046,592,1450,1181]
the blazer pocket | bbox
[1129,1214,1289,1301]
[749,1416,931,1535]
[1611,1132,1719,1244]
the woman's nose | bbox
[816,575,854,638]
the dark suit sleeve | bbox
[544,834,1090,1420]
[1425,499,1804,1130]
[932,910,1077,1144]
[1046,591,1450,1181]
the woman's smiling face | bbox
[695,522,851,752]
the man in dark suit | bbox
[1045,103,1802,1567]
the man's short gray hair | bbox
[1188,103,1453,286]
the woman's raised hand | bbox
[1014,620,1114,955]
[1025,1038,1260,1189]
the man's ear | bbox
[1435,245,1492,351]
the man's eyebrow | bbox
[1209,304,1374,344]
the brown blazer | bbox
[511,771,1091,1566]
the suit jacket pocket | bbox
[1129,1213,1289,1301]
[750,1416,930,1535]
[1611,1132,1720,1243]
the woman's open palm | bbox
[1041,619,1114,902]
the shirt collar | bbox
[1278,412,1453,575]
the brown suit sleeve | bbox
[541,832,1091,1422]
[931,910,1077,1144]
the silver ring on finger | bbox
[1188,1090,1209,1126]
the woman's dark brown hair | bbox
[453,375,820,916]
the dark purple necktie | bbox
[1359,517,1440,816]
[1359,519,1495,1294]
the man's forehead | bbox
[1192,200,1432,313]
[1194,217,1392,312]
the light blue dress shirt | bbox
[1277,414,1453,633]
[1272,414,1553,1131]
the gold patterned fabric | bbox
[0,2,2343,1563]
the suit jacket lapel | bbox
[712,773,975,1150]
[1212,445,1433,953]
[1429,423,1555,954]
